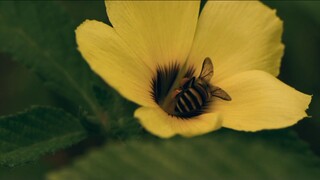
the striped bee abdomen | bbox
[174,78,210,118]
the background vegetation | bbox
[0,1,319,179]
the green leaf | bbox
[0,162,50,180]
[92,86,143,139]
[0,106,87,167]
[0,1,104,118]
[47,130,320,180]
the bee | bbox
[173,57,231,117]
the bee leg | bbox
[172,89,182,98]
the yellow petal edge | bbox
[134,107,222,138]
[75,20,155,107]
[188,1,284,83]
[214,70,311,131]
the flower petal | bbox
[76,20,155,107]
[105,1,200,69]
[212,70,311,131]
[188,1,284,82]
[134,106,221,138]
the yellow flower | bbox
[76,1,311,138]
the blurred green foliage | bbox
[0,1,106,120]
[47,130,320,180]
[0,106,86,167]
[0,1,319,179]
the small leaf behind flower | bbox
[0,106,87,167]
[92,86,143,139]
[47,130,320,180]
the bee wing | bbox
[211,86,232,101]
[199,57,214,82]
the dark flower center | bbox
[151,59,231,119]
[150,63,209,119]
